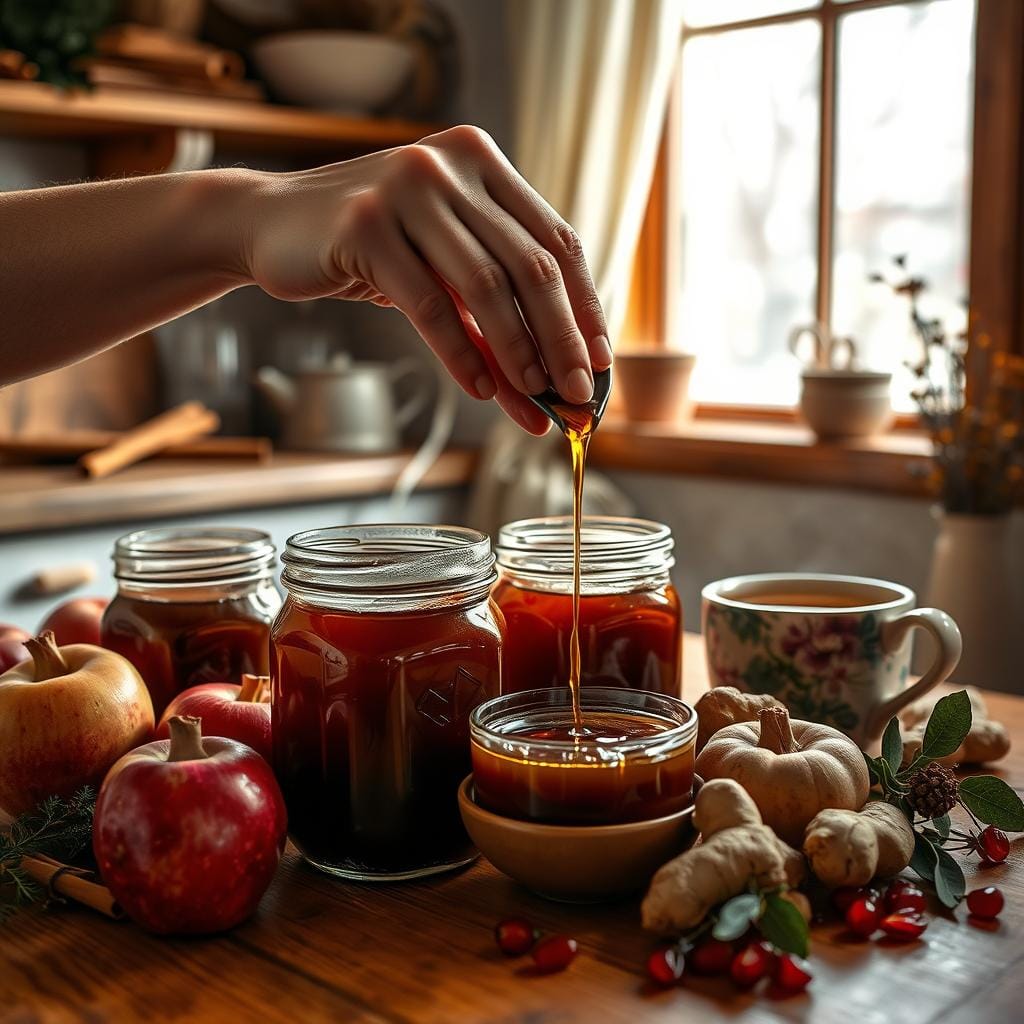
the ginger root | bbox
[900,687,1010,767]
[641,778,805,935]
[695,686,785,753]
[803,801,914,888]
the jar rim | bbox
[113,527,276,586]
[470,687,697,763]
[496,516,674,587]
[280,524,497,611]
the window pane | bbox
[683,1,817,29]
[678,21,820,405]
[832,0,974,412]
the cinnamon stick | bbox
[20,854,123,920]
[78,402,220,478]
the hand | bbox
[242,125,611,434]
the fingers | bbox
[454,194,596,403]
[478,154,611,371]
[402,200,551,397]
[361,221,496,401]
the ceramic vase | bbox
[917,511,1024,694]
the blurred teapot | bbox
[255,355,429,453]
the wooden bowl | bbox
[458,775,701,903]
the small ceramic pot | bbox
[614,350,696,424]
[799,370,893,440]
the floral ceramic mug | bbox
[701,573,962,747]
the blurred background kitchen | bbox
[1,0,1021,690]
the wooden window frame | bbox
[622,0,1024,432]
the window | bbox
[657,0,977,412]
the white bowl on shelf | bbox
[252,30,415,114]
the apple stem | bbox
[25,630,70,680]
[166,715,208,762]
[237,673,269,703]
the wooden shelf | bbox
[0,448,477,535]
[0,79,438,155]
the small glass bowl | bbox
[469,687,697,826]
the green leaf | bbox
[930,813,951,838]
[881,716,903,773]
[958,776,1024,831]
[712,893,762,942]
[910,831,938,883]
[758,892,809,958]
[932,845,966,908]
[921,690,972,760]
[863,751,879,786]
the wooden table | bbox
[4,635,1022,1023]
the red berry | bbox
[880,912,928,941]
[979,826,1010,864]
[730,941,775,989]
[885,883,926,914]
[647,946,685,986]
[832,886,861,914]
[532,935,578,973]
[773,952,813,995]
[845,896,884,938]
[688,937,735,976]
[966,886,1004,920]
[495,918,536,956]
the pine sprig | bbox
[865,693,1024,908]
[0,787,97,922]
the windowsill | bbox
[589,416,933,496]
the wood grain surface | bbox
[2,635,1022,1024]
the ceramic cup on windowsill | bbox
[613,349,696,424]
[799,369,893,440]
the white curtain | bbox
[468,0,683,533]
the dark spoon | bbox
[527,368,613,435]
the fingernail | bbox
[592,335,613,367]
[475,374,497,400]
[565,367,594,403]
[523,364,548,394]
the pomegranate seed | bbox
[845,896,884,938]
[966,886,1004,920]
[885,884,926,914]
[647,946,685,986]
[730,941,775,989]
[532,935,578,973]
[688,937,734,976]
[495,918,536,956]
[880,912,928,941]
[773,953,813,995]
[980,826,1010,864]
[832,886,861,914]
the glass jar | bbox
[101,527,280,717]
[272,524,503,881]
[470,688,697,825]
[493,516,682,696]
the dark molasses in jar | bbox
[101,528,280,717]
[470,688,697,825]
[272,525,503,881]
[493,516,682,697]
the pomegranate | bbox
[93,715,287,935]
[155,674,271,763]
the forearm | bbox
[0,168,253,386]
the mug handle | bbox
[389,358,431,428]
[864,608,963,742]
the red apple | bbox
[0,624,31,672]
[39,597,109,646]
[93,715,287,935]
[0,632,154,816]
[155,674,272,764]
